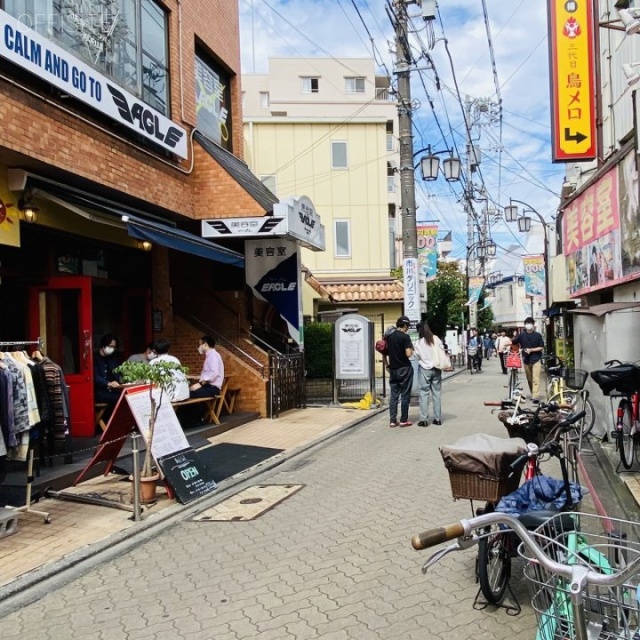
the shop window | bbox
[331,141,348,169]
[4,0,170,115]
[259,91,270,108]
[334,220,351,258]
[195,51,233,150]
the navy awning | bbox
[127,220,244,268]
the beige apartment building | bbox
[242,57,402,325]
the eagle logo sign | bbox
[562,16,581,38]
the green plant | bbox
[115,360,188,477]
[304,323,333,378]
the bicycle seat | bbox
[547,366,563,376]
[520,510,576,532]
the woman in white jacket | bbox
[415,322,443,426]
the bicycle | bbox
[544,355,595,441]
[591,360,640,470]
[467,345,482,375]
[504,348,522,401]
[440,408,586,606]
[412,511,640,640]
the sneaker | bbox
[389,420,399,428]
[432,419,442,426]
[532,398,540,404]
[417,421,429,427]
[399,421,412,427]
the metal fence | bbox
[269,351,306,418]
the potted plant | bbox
[115,359,188,503]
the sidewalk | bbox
[2,361,631,605]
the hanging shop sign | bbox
[523,255,546,298]
[547,0,596,161]
[0,10,188,159]
[202,196,325,251]
[0,177,21,248]
[417,224,438,281]
[245,238,303,346]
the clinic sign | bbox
[0,9,188,159]
[547,0,596,161]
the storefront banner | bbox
[0,9,188,159]
[523,255,546,299]
[466,277,484,306]
[547,0,596,161]
[417,224,438,281]
[245,239,302,345]
[0,178,21,248]
[619,150,640,282]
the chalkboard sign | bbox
[157,448,217,504]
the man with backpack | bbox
[383,316,414,427]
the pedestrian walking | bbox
[495,330,511,374]
[414,322,443,426]
[483,334,493,360]
[511,317,545,402]
[384,315,414,427]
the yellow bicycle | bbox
[544,355,595,439]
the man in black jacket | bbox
[512,317,545,402]
[384,316,414,427]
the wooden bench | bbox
[172,378,239,426]
[95,403,109,432]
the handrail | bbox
[178,312,266,378]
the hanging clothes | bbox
[39,357,70,440]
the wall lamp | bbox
[18,188,38,223]
[415,146,461,182]
[139,240,153,252]
[623,62,640,86]
[618,8,640,35]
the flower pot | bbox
[138,474,160,505]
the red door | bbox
[29,276,94,437]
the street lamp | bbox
[503,198,552,348]
[415,146,462,182]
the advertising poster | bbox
[619,151,640,281]
[523,255,545,298]
[466,277,484,306]
[417,225,438,281]
[245,239,302,345]
[0,180,21,248]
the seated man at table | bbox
[150,338,190,402]
[189,335,224,398]
[94,333,122,407]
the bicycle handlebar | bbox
[411,522,465,550]
[412,512,640,589]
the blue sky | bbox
[238,0,565,272]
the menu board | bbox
[125,386,189,459]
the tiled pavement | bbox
[0,358,628,639]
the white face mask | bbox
[198,344,205,355]
[525,323,534,331]
[104,346,115,356]
[147,351,157,361]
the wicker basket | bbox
[447,470,520,503]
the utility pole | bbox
[464,95,478,331]
[394,0,420,329]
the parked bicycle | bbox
[544,355,595,441]
[439,407,586,606]
[591,360,640,470]
[412,511,640,640]
[504,347,523,400]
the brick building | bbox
[0,0,282,438]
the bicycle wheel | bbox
[477,511,511,604]
[468,355,474,375]
[618,398,634,470]
[548,391,595,439]
[508,370,516,400]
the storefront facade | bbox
[0,1,280,443]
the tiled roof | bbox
[317,278,404,303]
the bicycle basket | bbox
[467,346,478,357]
[562,368,588,390]
[519,512,640,640]
[505,352,522,369]
[590,364,640,396]
[498,410,562,445]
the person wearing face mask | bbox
[126,342,157,364]
[511,317,545,403]
[189,335,224,398]
[150,338,189,402]
[94,333,122,406]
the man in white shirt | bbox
[149,338,189,402]
[189,335,224,398]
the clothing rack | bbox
[0,337,51,524]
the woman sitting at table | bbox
[94,333,122,407]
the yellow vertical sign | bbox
[548,0,596,161]
[0,178,21,248]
